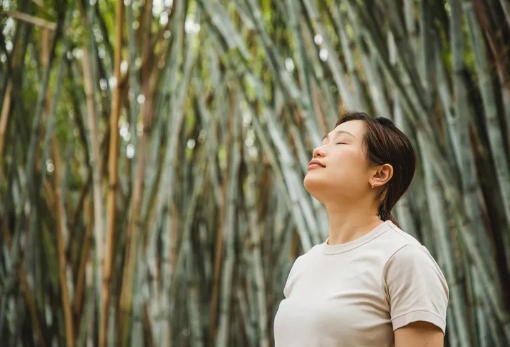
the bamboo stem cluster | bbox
[1,0,510,346]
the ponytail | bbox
[379,205,400,228]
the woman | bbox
[274,112,449,347]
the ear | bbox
[370,163,393,188]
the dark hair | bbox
[336,111,416,226]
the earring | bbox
[371,184,374,189]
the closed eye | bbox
[336,142,347,145]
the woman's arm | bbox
[394,321,444,347]
[384,243,449,343]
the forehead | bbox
[329,120,366,138]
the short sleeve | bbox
[384,243,449,333]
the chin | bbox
[303,174,356,203]
[303,174,330,202]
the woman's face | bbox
[303,120,373,203]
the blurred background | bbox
[1,0,510,346]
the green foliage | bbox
[2,0,510,346]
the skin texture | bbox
[304,120,444,346]
[395,321,444,347]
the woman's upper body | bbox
[273,220,448,347]
[273,112,449,347]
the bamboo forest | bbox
[1,0,510,345]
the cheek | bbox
[332,153,370,189]
[331,148,367,174]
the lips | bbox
[308,159,326,168]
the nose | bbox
[313,146,325,158]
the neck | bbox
[325,202,383,245]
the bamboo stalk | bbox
[118,0,154,342]
[216,89,241,347]
[147,1,191,340]
[99,0,124,345]
[130,242,146,347]
[434,36,503,340]
[74,197,93,331]
[209,99,228,344]
[183,171,207,347]
[80,32,106,338]
[0,82,12,162]
[52,136,75,347]
[126,0,140,177]
[245,166,269,347]
[4,11,57,30]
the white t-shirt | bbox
[273,220,449,347]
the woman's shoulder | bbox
[382,222,448,295]
[384,221,422,244]
[377,221,429,256]
[360,221,443,279]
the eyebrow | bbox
[322,130,357,141]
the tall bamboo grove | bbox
[1,0,510,346]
